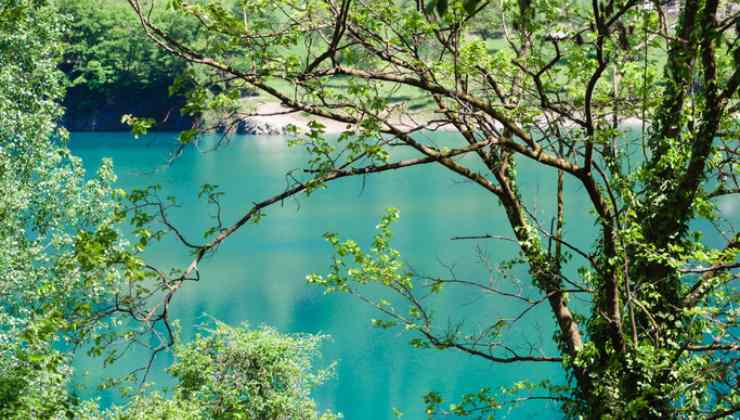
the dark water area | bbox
[66,132,738,419]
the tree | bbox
[57,0,198,130]
[0,0,132,416]
[97,322,338,420]
[124,0,739,417]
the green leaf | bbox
[435,0,448,16]
[463,0,481,15]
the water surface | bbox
[69,131,606,419]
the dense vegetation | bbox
[57,0,195,130]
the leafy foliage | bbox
[57,0,197,129]
[0,0,133,416]
[95,323,339,420]
[167,322,338,420]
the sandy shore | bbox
[244,101,350,133]
[243,99,451,134]
[243,99,648,135]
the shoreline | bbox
[65,98,648,135]
[241,99,455,134]
[242,100,648,135]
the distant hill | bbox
[57,0,196,131]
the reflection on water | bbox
[69,131,603,419]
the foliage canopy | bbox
[57,0,197,130]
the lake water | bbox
[68,131,715,419]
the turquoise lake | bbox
[67,131,737,419]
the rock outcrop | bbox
[217,118,295,135]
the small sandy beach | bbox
[243,99,452,133]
